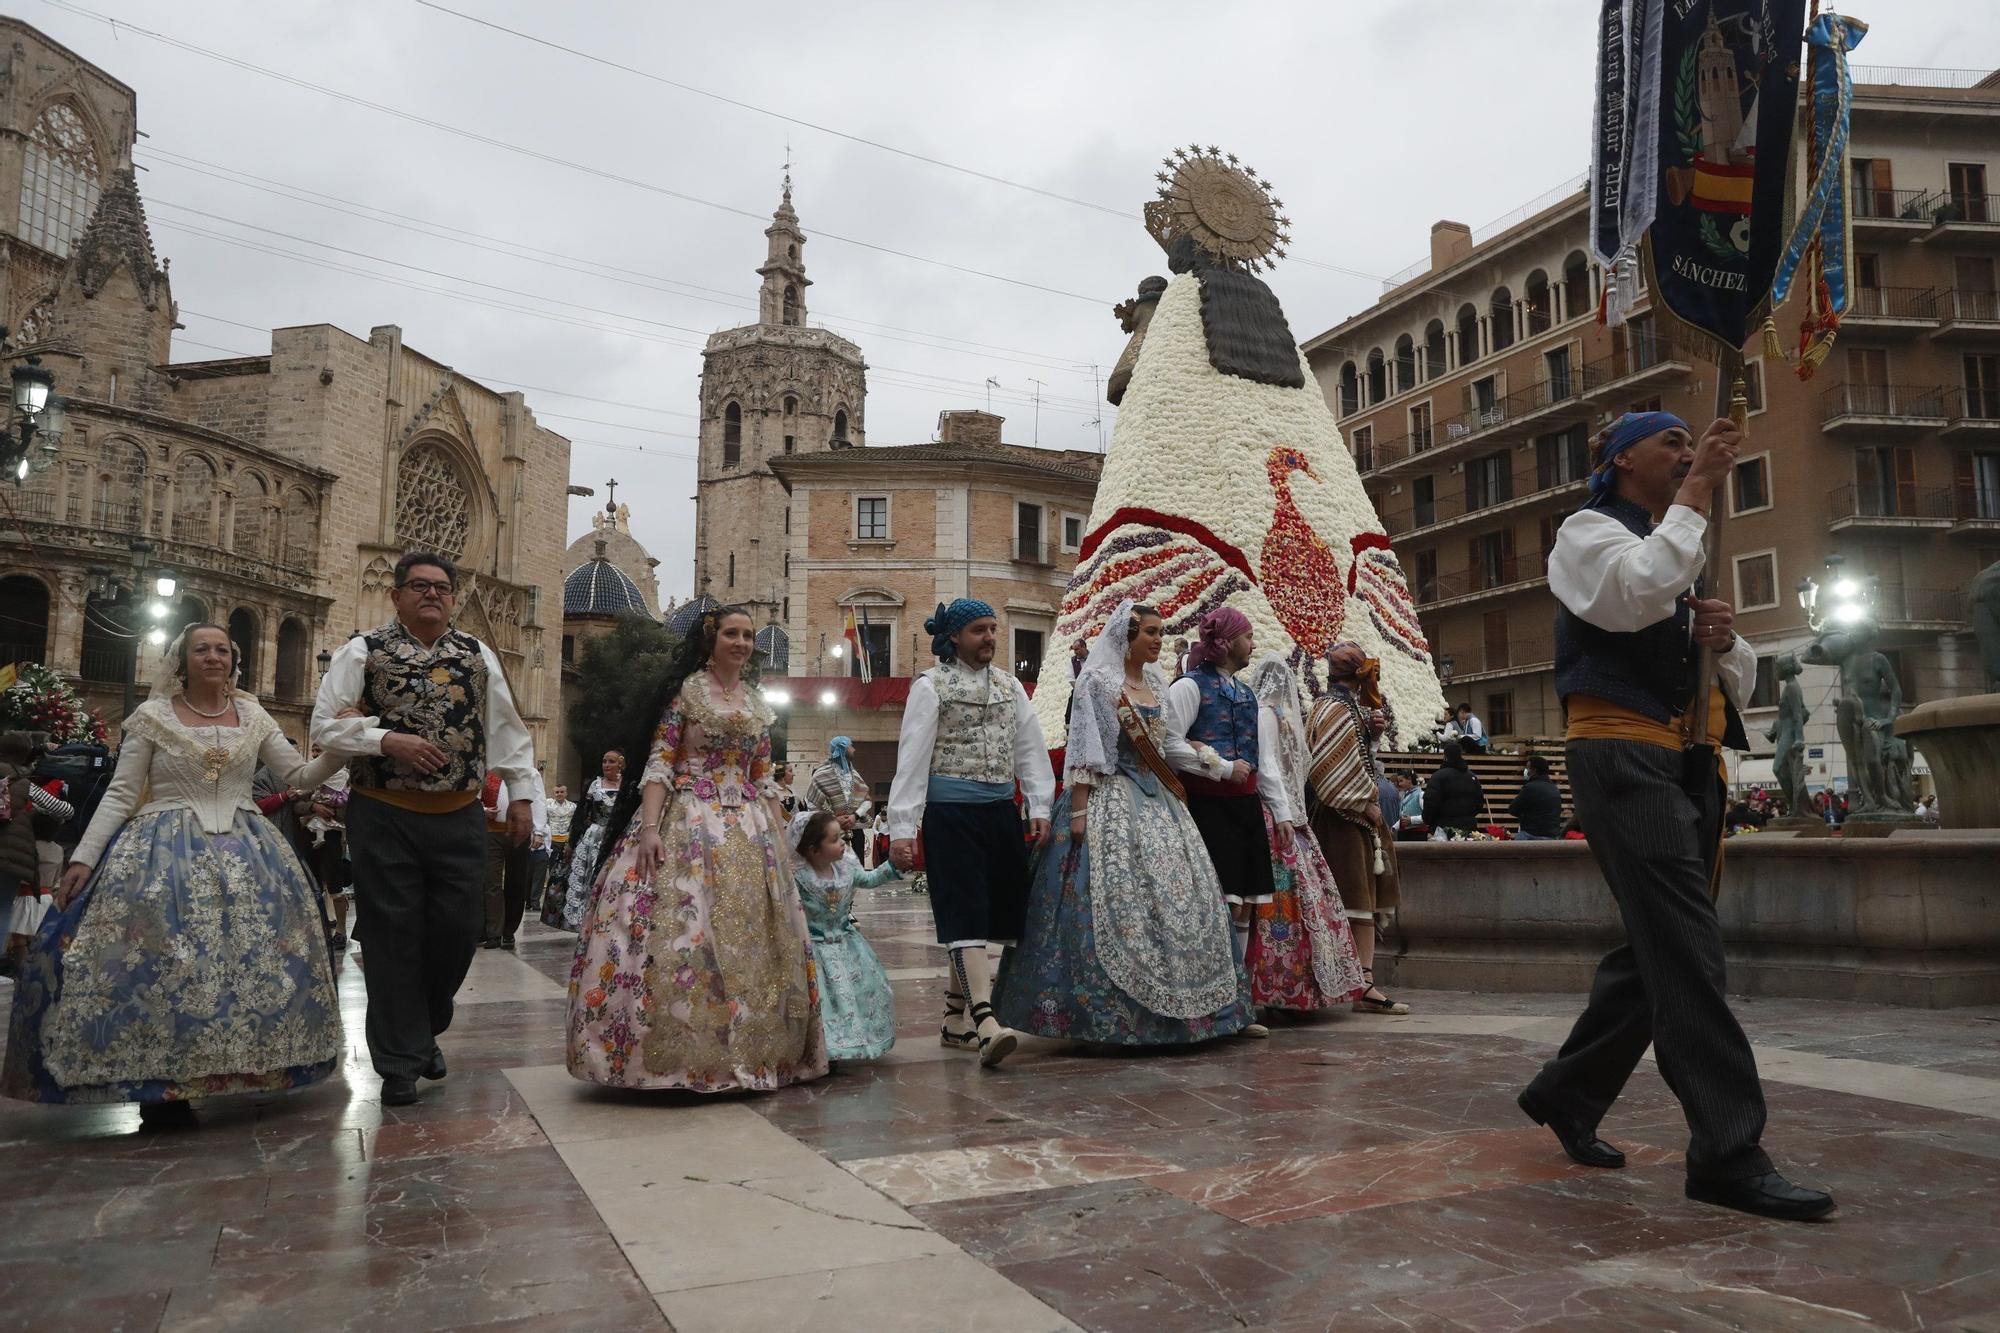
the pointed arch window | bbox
[723,401,742,467]
[19,104,103,258]
[832,408,849,444]
[782,284,799,326]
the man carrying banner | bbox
[1516,411,1834,1222]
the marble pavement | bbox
[4,889,2000,1331]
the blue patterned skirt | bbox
[995,784,1251,1046]
[2,809,342,1104]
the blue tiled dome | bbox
[664,593,721,637]
[564,559,649,617]
[756,624,790,673]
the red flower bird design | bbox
[1259,445,1346,656]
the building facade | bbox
[0,19,572,759]
[1302,67,2000,790]
[768,410,1101,790]
[692,179,866,626]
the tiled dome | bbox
[563,558,649,617]
[664,593,721,637]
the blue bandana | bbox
[926,598,996,660]
[828,735,854,771]
[1588,411,1688,507]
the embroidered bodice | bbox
[72,696,347,867]
[926,662,1018,784]
[643,670,782,808]
[1185,666,1260,766]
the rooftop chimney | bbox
[937,410,1004,448]
[1430,220,1473,274]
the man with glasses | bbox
[312,551,539,1106]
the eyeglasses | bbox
[398,579,456,596]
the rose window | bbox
[395,443,472,560]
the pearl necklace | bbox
[180,691,235,719]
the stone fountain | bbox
[1895,559,2000,830]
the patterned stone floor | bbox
[3,886,1999,1331]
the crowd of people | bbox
[0,409,1853,1222]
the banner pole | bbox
[1685,344,1749,754]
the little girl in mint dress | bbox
[792,810,899,1060]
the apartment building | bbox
[1302,66,2000,787]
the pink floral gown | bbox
[566,671,826,1091]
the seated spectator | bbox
[1392,770,1428,841]
[1508,754,1564,839]
[1423,741,1486,836]
[1441,703,1488,754]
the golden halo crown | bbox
[1146,145,1291,273]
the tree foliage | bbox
[566,614,680,770]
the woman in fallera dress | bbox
[567,607,827,1092]
[996,601,1251,1045]
[2,625,348,1125]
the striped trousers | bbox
[1523,738,1773,1182]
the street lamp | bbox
[761,685,792,707]
[818,689,838,707]
[1437,653,1455,684]
[3,326,68,483]
[1798,554,1874,635]
[317,647,334,677]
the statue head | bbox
[1776,652,1801,680]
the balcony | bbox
[1841,285,1939,335]
[79,645,136,686]
[1418,552,1550,609]
[1951,485,2000,537]
[1930,288,2000,342]
[1011,536,1052,566]
[1378,476,1587,541]
[1826,483,1955,531]
[1852,186,1936,238]
[1942,387,2000,439]
[1453,637,1556,684]
[1819,382,1950,434]
[1922,192,1999,246]
[1873,585,1967,630]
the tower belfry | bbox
[692,169,866,627]
[757,168,810,327]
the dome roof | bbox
[756,624,790,673]
[664,593,721,637]
[564,558,650,617]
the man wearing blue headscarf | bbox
[1517,410,1834,1223]
[887,598,1054,1068]
[807,735,871,860]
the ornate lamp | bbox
[3,337,67,484]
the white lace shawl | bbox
[1065,600,1163,783]
[1248,654,1311,816]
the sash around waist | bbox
[1566,689,1727,753]
[927,776,1014,805]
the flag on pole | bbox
[844,607,871,684]
[1647,0,1811,352]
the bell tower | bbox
[692,174,866,625]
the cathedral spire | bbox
[757,169,809,327]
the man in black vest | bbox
[312,552,538,1106]
[1516,412,1834,1222]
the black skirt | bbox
[1185,792,1275,903]
[919,799,1031,945]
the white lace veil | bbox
[1065,599,1140,780]
[1248,653,1310,815]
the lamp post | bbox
[88,539,178,719]
[1438,653,1455,685]
[1797,553,1875,635]
[3,326,69,484]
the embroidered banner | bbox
[1646,0,1810,351]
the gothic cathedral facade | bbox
[692,181,866,622]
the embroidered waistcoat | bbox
[1553,498,1748,750]
[1185,666,1260,767]
[926,663,1017,785]
[350,622,490,791]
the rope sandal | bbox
[1352,967,1410,1015]
[939,989,978,1050]
[969,1000,1017,1068]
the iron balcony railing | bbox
[1819,382,1950,422]
[2,489,58,523]
[1954,386,2000,421]
[1418,551,1550,605]
[1954,486,2000,522]
[1937,288,2000,323]
[1874,586,1967,624]
[79,645,135,685]
[1931,192,1995,226]
[1011,536,1050,566]
[1826,483,1956,521]
[1846,285,1941,320]
[1852,186,1935,222]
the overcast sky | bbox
[30,0,2000,602]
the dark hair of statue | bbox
[175,622,241,682]
[795,810,842,858]
[593,605,754,881]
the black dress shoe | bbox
[480,938,500,950]
[381,1077,420,1107]
[137,1101,199,1131]
[421,1049,447,1081]
[1687,1171,1836,1221]
[500,935,516,951]
[1518,1089,1626,1169]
